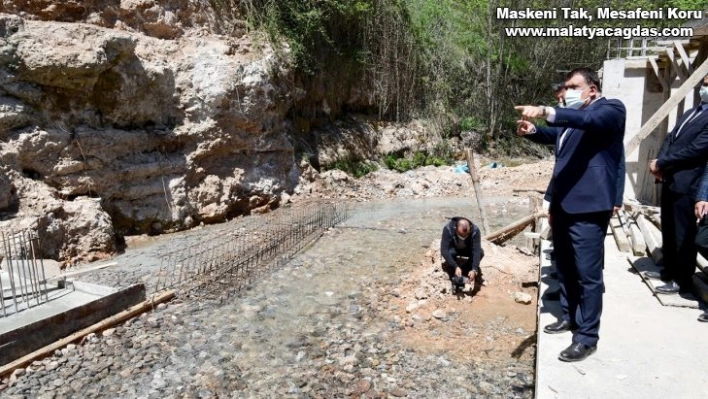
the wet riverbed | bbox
[2,197,536,398]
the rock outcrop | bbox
[0,4,461,265]
[0,12,296,263]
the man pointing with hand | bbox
[515,67,626,362]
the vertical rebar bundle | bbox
[0,228,49,318]
[155,200,350,298]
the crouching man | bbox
[440,217,484,293]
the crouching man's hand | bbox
[455,266,462,277]
[467,270,476,281]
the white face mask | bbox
[564,87,590,110]
[700,85,708,103]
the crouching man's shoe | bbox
[559,342,596,362]
[543,320,576,334]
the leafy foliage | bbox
[324,159,379,178]
[384,151,452,172]
[236,0,706,155]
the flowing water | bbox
[3,197,536,398]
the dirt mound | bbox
[477,158,554,195]
[292,158,554,203]
[371,238,539,365]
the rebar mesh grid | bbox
[154,201,350,298]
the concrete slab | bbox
[0,284,145,366]
[0,288,101,334]
[1,259,61,305]
[536,235,708,399]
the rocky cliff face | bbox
[0,2,454,265]
[0,8,299,263]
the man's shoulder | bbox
[472,223,481,235]
[681,104,703,116]
[595,97,626,111]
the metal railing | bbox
[0,229,49,318]
[154,200,350,298]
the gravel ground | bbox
[1,198,535,398]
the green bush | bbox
[459,116,484,132]
[324,159,378,178]
[412,151,427,167]
[384,150,451,172]
[383,154,398,170]
[383,154,412,172]
[425,156,448,167]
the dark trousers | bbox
[552,204,611,347]
[443,249,485,280]
[660,186,698,288]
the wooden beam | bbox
[465,149,491,235]
[609,215,631,252]
[620,210,647,256]
[635,213,663,264]
[625,56,708,156]
[0,290,175,377]
[675,41,693,74]
[667,50,687,82]
[648,57,669,92]
[483,211,546,245]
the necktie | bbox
[676,105,704,138]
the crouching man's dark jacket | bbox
[440,217,482,273]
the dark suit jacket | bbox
[696,162,708,202]
[525,97,626,214]
[544,150,625,207]
[657,104,708,196]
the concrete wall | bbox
[602,58,697,204]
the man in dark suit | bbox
[647,74,708,294]
[693,162,708,322]
[515,67,626,362]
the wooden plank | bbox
[675,40,693,74]
[667,50,687,82]
[0,284,146,366]
[609,216,631,252]
[649,57,669,91]
[657,39,691,47]
[483,212,546,245]
[621,210,647,256]
[647,213,662,230]
[630,256,699,308]
[625,57,708,156]
[635,213,663,264]
[465,149,491,235]
[0,290,175,377]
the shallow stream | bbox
[3,197,536,398]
